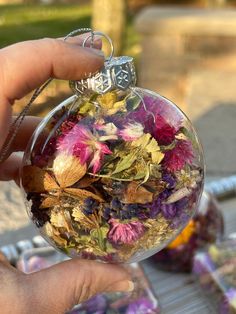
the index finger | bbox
[0,37,104,150]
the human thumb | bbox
[25,259,133,314]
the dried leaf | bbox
[145,137,160,153]
[144,180,166,195]
[112,152,136,175]
[131,133,151,149]
[22,166,58,193]
[53,153,87,188]
[133,170,146,180]
[90,226,109,251]
[149,164,162,178]
[40,196,60,208]
[77,176,99,188]
[44,172,60,190]
[22,165,45,193]
[141,165,150,185]
[122,181,153,204]
[64,188,104,203]
[50,209,72,232]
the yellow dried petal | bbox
[145,137,160,153]
[44,222,67,247]
[50,210,72,232]
[151,151,165,164]
[97,92,117,110]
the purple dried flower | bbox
[83,197,98,215]
[149,198,162,219]
[126,297,156,314]
[192,252,215,275]
[170,212,190,229]
[161,203,178,219]
[162,173,176,189]
[175,197,189,211]
[111,198,122,210]
[83,294,107,314]
[220,288,236,314]
[149,190,176,219]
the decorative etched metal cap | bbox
[70,56,136,95]
[70,31,137,95]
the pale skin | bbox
[0,36,132,314]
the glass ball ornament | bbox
[20,33,204,263]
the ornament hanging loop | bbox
[82,31,114,61]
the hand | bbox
[0,36,133,314]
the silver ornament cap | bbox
[70,56,137,95]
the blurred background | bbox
[0,0,236,264]
[1,3,236,312]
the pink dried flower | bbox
[163,139,194,172]
[108,218,145,245]
[119,122,144,141]
[57,124,112,173]
[154,114,177,145]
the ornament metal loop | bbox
[82,31,114,61]
[64,27,93,41]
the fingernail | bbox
[86,47,104,58]
[111,280,134,293]
[126,280,135,292]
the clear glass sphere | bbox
[21,87,204,263]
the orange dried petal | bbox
[64,188,104,203]
[22,166,58,193]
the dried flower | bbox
[163,139,194,172]
[83,197,98,215]
[119,122,144,141]
[83,294,107,314]
[149,190,171,219]
[162,172,176,189]
[161,203,178,219]
[94,122,118,135]
[193,252,215,275]
[220,288,236,314]
[53,153,87,188]
[108,219,145,245]
[167,220,196,249]
[154,114,177,145]
[57,124,112,173]
[126,297,156,314]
